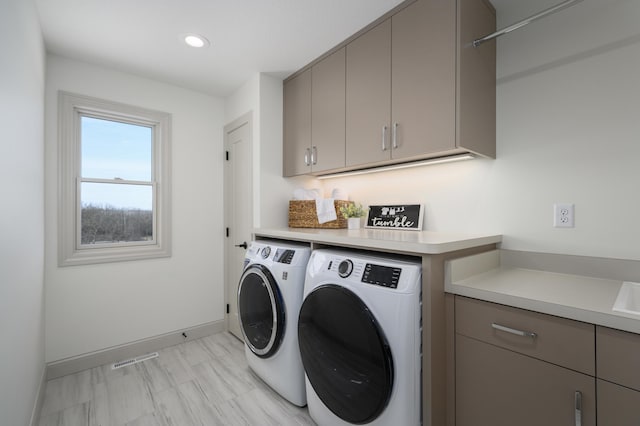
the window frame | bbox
[58,91,171,266]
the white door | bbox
[224,112,252,340]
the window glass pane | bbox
[81,116,152,181]
[81,182,153,245]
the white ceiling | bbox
[36,0,412,97]
[38,0,570,98]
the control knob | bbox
[338,259,353,278]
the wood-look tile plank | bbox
[178,340,215,367]
[156,346,196,386]
[192,358,256,405]
[154,380,228,426]
[105,372,155,425]
[38,402,91,426]
[40,369,93,417]
[91,381,111,426]
[135,358,175,393]
[38,333,315,426]
[123,411,169,426]
[221,387,307,426]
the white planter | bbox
[347,217,361,230]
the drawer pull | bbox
[392,122,399,149]
[575,391,582,426]
[382,125,388,151]
[304,148,310,166]
[491,323,537,339]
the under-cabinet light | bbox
[316,154,475,180]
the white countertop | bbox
[254,228,502,255]
[446,250,640,334]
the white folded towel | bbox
[316,198,337,224]
[293,188,321,200]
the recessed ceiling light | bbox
[182,33,210,48]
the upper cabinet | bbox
[345,20,392,167]
[311,48,346,173]
[283,49,346,176]
[283,68,311,176]
[283,0,496,177]
[390,0,456,160]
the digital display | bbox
[362,263,401,288]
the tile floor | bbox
[37,332,316,426]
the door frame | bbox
[223,111,253,337]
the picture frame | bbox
[365,204,423,231]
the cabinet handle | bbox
[392,122,399,149]
[491,323,537,339]
[382,125,388,151]
[304,148,310,166]
[311,146,317,165]
[574,391,582,426]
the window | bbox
[58,92,171,266]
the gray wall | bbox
[0,0,46,424]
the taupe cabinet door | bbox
[391,0,455,159]
[346,19,391,168]
[311,48,346,173]
[596,326,640,424]
[456,335,596,426]
[597,379,640,425]
[283,69,311,176]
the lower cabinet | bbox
[456,334,596,426]
[597,379,640,425]
[596,325,640,425]
[454,296,596,426]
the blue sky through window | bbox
[81,116,153,210]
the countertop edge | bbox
[445,264,640,335]
[253,228,502,255]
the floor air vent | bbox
[111,352,159,370]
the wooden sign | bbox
[365,204,423,231]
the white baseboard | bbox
[46,320,225,380]
[29,364,48,426]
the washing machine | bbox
[237,239,311,407]
[298,249,422,425]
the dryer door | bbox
[298,284,393,424]
[237,264,285,358]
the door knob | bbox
[235,242,248,249]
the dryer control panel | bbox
[362,263,402,289]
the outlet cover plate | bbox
[554,203,574,228]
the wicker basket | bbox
[288,200,352,229]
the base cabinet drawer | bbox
[456,334,596,426]
[455,296,595,375]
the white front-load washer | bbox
[298,249,422,425]
[237,239,311,407]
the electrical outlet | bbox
[553,203,574,228]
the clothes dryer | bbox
[237,239,311,407]
[298,249,422,425]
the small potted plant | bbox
[339,203,367,230]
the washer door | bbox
[298,284,393,424]
[237,264,285,358]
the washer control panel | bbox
[274,249,295,264]
[362,263,402,289]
